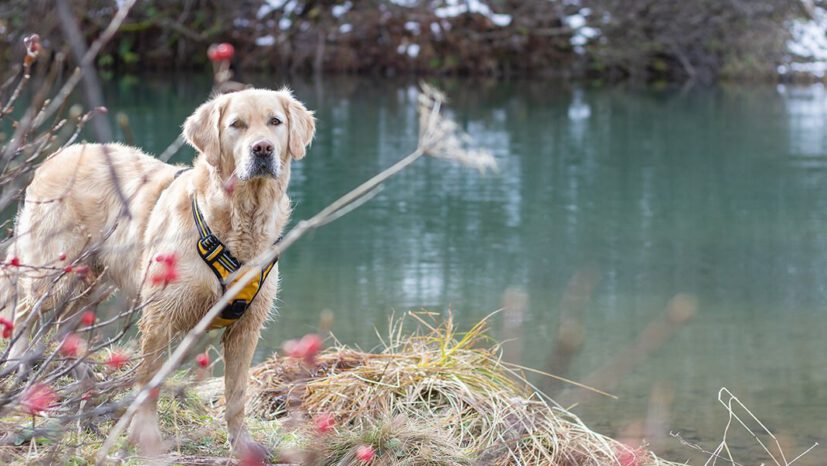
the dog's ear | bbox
[286,95,316,160]
[183,96,224,166]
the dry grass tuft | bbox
[318,414,469,466]
[242,312,681,466]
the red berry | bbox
[282,339,299,357]
[149,386,161,400]
[154,253,176,265]
[239,448,267,466]
[23,34,41,55]
[151,254,179,286]
[282,334,324,365]
[74,265,90,277]
[314,413,335,433]
[223,175,237,194]
[196,352,210,368]
[208,43,235,62]
[150,269,178,286]
[58,252,67,261]
[0,317,13,339]
[80,310,96,326]
[60,333,82,356]
[300,334,322,356]
[355,444,375,462]
[8,257,20,267]
[20,383,57,416]
[616,446,644,466]
[105,351,129,369]
[64,265,73,273]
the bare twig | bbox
[96,83,496,463]
[56,0,132,218]
[704,388,818,466]
[32,0,136,131]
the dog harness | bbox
[191,196,280,329]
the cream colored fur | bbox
[5,88,315,455]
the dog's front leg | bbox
[128,311,175,454]
[222,311,267,458]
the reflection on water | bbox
[102,75,827,463]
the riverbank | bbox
[4,1,827,83]
[0,314,680,465]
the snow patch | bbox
[396,43,420,58]
[580,27,599,39]
[784,7,827,78]
[332,1,352,18]
[568,100,591,121]
[339,23,353,34]
[565,8,600,54]
[257,0,288,19]
[434,0,512,27]
[783,61,827,78]
[256,35,275,46]
[404,21,421,35]
[279,17,292,30]
[566,14,586,30]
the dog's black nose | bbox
[251,140,274,157]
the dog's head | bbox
[183,88,315,181]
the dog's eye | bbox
[229,120,245,129]
[269,117,282,126]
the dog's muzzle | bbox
[240,144,280,179]
[246,156,279,178]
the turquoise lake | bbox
[97,74,827,463]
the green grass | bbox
[0,353,289,465]
[1,314,682,465]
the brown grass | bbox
[210,312,683,466]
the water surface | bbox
[102,75,827,463]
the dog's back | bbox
[5,143,180,324]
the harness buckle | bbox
[199,234,221,253]
[222,300,249,320]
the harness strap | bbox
[191,196,280,329]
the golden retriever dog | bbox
[5,88,315,455]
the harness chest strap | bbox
[191,196,280,329]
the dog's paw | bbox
[231,430,270,464]
[127,411,166,455]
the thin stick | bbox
[56,0,132,218]
[33,0,137,130]
[96,84,492,462]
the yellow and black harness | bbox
[191,196,280,329]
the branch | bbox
[32,0,136,131]
[55,0,132,219]
[95,83,495,463]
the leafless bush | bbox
[0,3,502,463]
[583,0,800,83]
[0,2,146,463]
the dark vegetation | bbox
[0,0,814,83]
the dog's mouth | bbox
[238,156,280,180]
